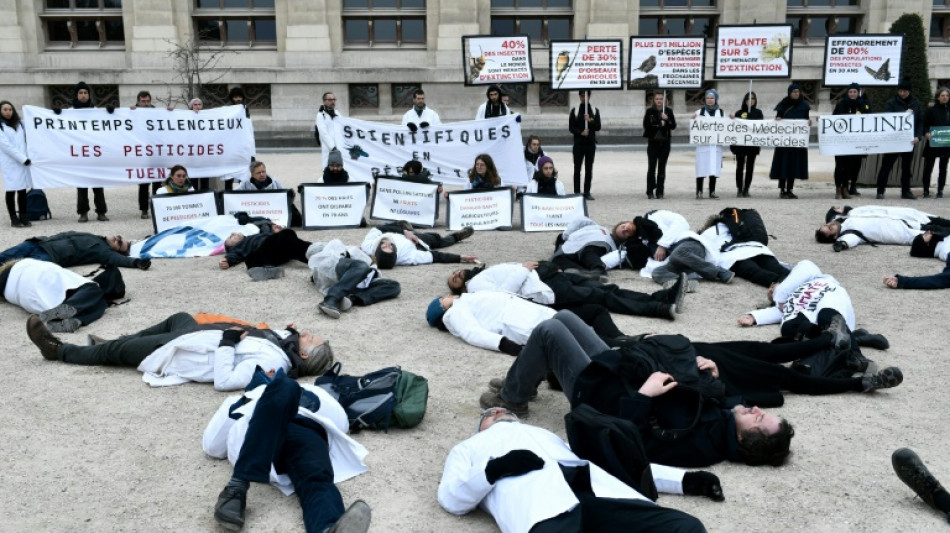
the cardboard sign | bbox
[370,176,439,228]
[689,116,810,148]
[823,35,903,87]
[446,188,513,231]
[628,37,705,89]
[549,40,624,90]
[221,190,292,227]
[462,35,534,85]
[300,183,368,229]
[714,25,793,79]
[520,194,587,232]
[150,191,218,233]
[817,113,915,155]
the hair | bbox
[0,100,21,129]
[525,135,541,150]
[737,419,795,467]
[228,87,246,101]
[741,91,758,112]
[468,154,501,186]
[136,90,152,102]
[578,90,591,97]
[299,341,334,377]
[249,160,266,175]
[0,258,22,286]
[169,164,188,178]
[936,86,950,103]
[532,167,557,182]
[188,98,202,110]
[413,88,425,99]
[650,92,668,109]
[611,220,634,243]
[814,223,839,243]
[403,160,423,175]
[322,91,334,101]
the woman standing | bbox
[0,101,32,227]
[71,82,109,222]
[831,83,871,199]
[693,89,724,199]
[770,83,812,199]
[729,92,763,198]
[923,86,950,199]
[643,92,676,199]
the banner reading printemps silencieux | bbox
[300,183,368,229]
[714,25,793,79]
[446,188,514,231]
[371,176,439,228]
[221,190,292,228]
[462,35,533,86]
[521,194,587,232]
[689,116,809,148]
[817,112,915,155]
[823,35,903,87]
[550,40,624,90]
[336,115,525,187]
[23,105,254,189]
[628,37,705,90]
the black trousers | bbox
[245,230,312,269]
[876,151,914,194]
[646,140,670,196]
[76,188,107,215]
[138,182,162,212]
[730,255,790,287]
[834,155,863,189]
[376,222,457,249]
[924,154,950,193]
[552,244,610,274]
[60,312,197,365]
[735,153,757,192]
[543,270,673,319]
[556,303,624,340]
[572,142,596,194]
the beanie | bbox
[536,155,554,169]
[375,240,398,269]
[426,297,447,328]
[328,148,344,166]
[898,78,912,92]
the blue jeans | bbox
[0,241,52,266]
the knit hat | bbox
[848,82,861,92]
[74,81,91,97]
[536,155,554,169]
[705,89,719,103]
[898,78,912,91]
[910,233,943,258]
[328,148,344,166]
[426,297,447,329]
[787,83,801,96]
[375,239,397,269]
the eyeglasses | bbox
[324,98,336,101]
[478,407,516,431]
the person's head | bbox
[846,83,861,101]
[106,235,131,255]
[250,161,267,182]
[413,89,426,108]
[189,98,203,111]
[168,164,188,186]
[652,92,665,109]
[911,231,944,257]
[297,332,334,377]
[225,232,245,249]
[936,87,950,105]
[478,406,519,432]
[321,91,336,110]
[403,160,423,176]
[733,405,794,466]
[228,87,246,105]
[704,89,719,107]
[536,155,556,179]
[815,220,841,243]
[0,101,19,125]
[136,91,152,107]
[787,83,801,100]
[612,220,637,242]
[426,294,458,330]
[486,85,502,104]
[578,90,590,103]
[75,81,91,104]
[898,78,912,99]
[327,148,344,173]
[502,94,511,106]
[525,135,541,153]
[469,154,500,185]
[374,238,398,269]
[742,91,757,110]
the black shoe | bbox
[318,300,342,319]
[479,391,529,417]
[824,314,851,351]
[451,226,474,242]
[488,378,538,400]
[901,192,918,200]
[853,328,890,350]
[785,191,798,199]
[938,191,945,199]
[892,448,948,513]
[647,193,655,200]
[876,193,885,200]
[862,366,903,392]
[214,485,247,531]
[78,213,89,223]
[656,193,664,199]
[11,218,25,228]
[584,193,595,201]
[97,213,110,221]
[708,191,719,199]
[849,187,861,196]
[27,315,63,361]
[327,500,372,533]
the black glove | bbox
[53,108,62,115]
[832,241,849,252]
[515,115,522,123]
[106,105,115,114]
[419,121,430,128]
[133,258,151,270]
[485,450,545,484]
[682,471,725,502]
[498,336,522,357]
[219,329,244,348]
[407,122,418,132]
[23,159,31,166]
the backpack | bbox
[315,363,429,433]
[716,207,768,250]
[26,189,52,221]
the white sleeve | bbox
[653,212,691,248]
[773,260,821,303]
[202,396,241,458]
[526,180,539,194]
[601,248,626,270]
[650,464,686,495]
[475,103,486,120]
[212,342,266,392]
[520,271,556,305]
[444,306,502,351]
[556,182,565,196]
[437,441,494,515]
[749,306,783,326]
[0,129,27,163]
[430,110,442,125]
[360,228,382,255]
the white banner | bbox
[336,115,525,187]
[714,25,793,79]
[300,183,368,229]
[520,194,587,232]
[150,191,218,233]
[23,105,255,188]
[550,40,624,90]
[817,113,915,155]
[823,35,903,87]
[370,176,439,227]
[462,35,533,85]
[689,116,810,148]
[629,37,705,89]
[221,190,292,228]
[446,188,513,231]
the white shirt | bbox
[315,108,346,168]
[360,228,434,266]
[749,260,856,330]
[401,106,441,127]
[700,223,776,269]
[443,291,556,351]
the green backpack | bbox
[315,363,429,432]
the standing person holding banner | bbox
[770,83,811,199]
[922,87,950,199]
[68,82,109,223]
[832,84,872,200]
[643,92,676,200]
[315,92,345,169]
[0,101,32,228]
[401,89,441,130]
[693,89,724,199]
[130,91,164,219]
[875,78,923,200]
[730,92,763,198]
[475,85,510,120]
[569,90,601,201]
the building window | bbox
[786,0,862,44]
[40,0,125,49]
[48,84,119,108]
[498,84,527,108]
[194,0,276,48]
[539,84,568,107]
[199,83,271,109]
[685,82,716,106]
[933,0,950,42]
[638,0,717,38]
[343,0,426,48]
[392,84,421,108]
[490,0,573,46]
[350,84,380,109]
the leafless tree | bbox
[158,33,233,108]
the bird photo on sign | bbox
[628,52,660,89]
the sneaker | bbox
[685,279,699,293]
[673,272,688,313]
[318,300,342,319]
[876,193,885,200]
[39,303,78,323]
[78,213,89,223]
[452,226,475,242]
[853,328,890,350]
[892,448,947,512]
[27,315,63,361]
[478,391,529,417]
[719,270,735,284]
[824,314,851,351]
[247,266,285,281]
[213,485,247,531]
[97,213,110,221]
[488,378,538,400]
[87,334,109,346]
[785,191,798,199]
[327,500,372,533]
[47,318,82,333]
[862,366,903,392]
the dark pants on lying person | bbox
[233,374,344,533]
[323,258,401,307]
[543,269,675,318]
[730,255,790,287]
[531,464,705,533]
[62,283,109,326]
[897,257,950,289]
[551,243,610,275]
[652,239,730,285]
[245,230,312,269]
[59,312,197,365]
[376,222,458,249]
[779,308,850,344]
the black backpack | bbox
[315,363,429,433]
[26,189,52,221]
[716,207,768,250]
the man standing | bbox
[875,78,923,200]
[132,91,162,219]
[475,85,510,120]
[401,89,441,131]
[315,92,345,169]
[569,90,601,200]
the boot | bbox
[849,183,862,196]
[841,186,851,199]
[892,448,950,522]
[708,177,719,199]
[835,187,842,200]
[695,177,704,199]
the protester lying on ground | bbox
[645,209,736,288]
[816,205,950,252]
[698,208,789,287]
[0,230,148,270]
[885,257,950,290]
[220,217,313,281]
[308,239,401,319]
[552,215,662,282]
[360,220,476,268]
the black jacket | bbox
[642,106,676,142]
[884,94,924,138]
[569,104,601,145]
[34,231,137,268]
[833,97,871,116]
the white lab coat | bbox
[401,106,441,127]
[315,109,346,168]
[641,210,720,276]
[443,291,555,351]
[834,206,934,249]
[749,260,856,330]
[3,258,89,313]
[465,263,555,305]
[694,108,724,177]
[700,223,776,269]
[360,228,433,266]
[0,121,32,190]
[307,239,375,296]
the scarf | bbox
[524,147,544,165]
[483,101,507,119]
[323,167,349,184]
[249,176,274,190]
[413,104,426,118]
[470,173,492,189]
[534,175,559,195]
[319,105,336,119]
[162,177,192,194]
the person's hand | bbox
[407,122,418,132]
[692,113,698,119]
[461,255,478,263]
[106,105,115,114]
[220,327,248,347]
[129,105,137,110]
[484,450,545,484]
[683,471,725,502]
[522,261,539,270]
[638,372,676,397]
[653,246,667,262]
[912,137,919,145]
[581,129,589,136]
[219,258,230,270]
[926,132,932,140]
[133,258,151,270]
[729,113,735,119]
[272,224,284,233]
[407,232,420,245]
[884,276,899,289]
[53,108,62,115]
[737,314,756,327]
[443,190,450,198]
[661,112,668,120]
[832,241,849,252]
[696,356,719,379]
[23,159,30,166]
